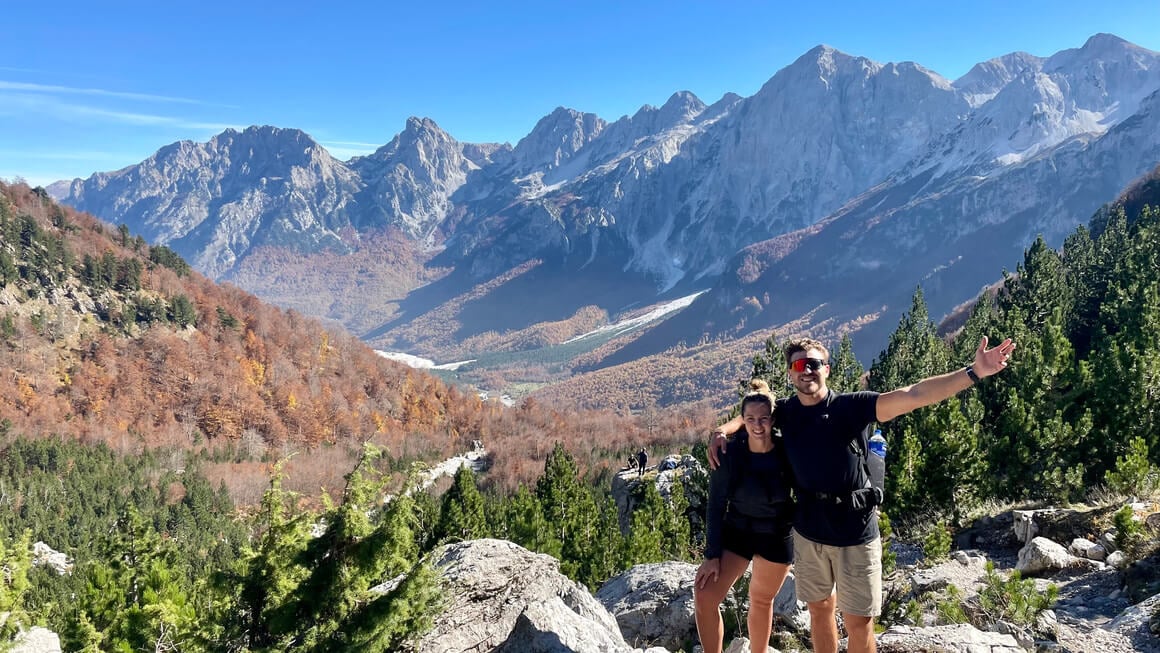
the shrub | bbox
[976,562,1057,626]
[923,522,952,562]
[1113,504,1150,560]
[1105,437,1158,498]
[934,584,969,624]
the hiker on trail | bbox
[636,448,648,477]
[694,379,794,653]
[709,335,1015,653]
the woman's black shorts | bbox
[722,521,793,564]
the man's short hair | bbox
[784,337,829,365]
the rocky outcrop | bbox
[890,505,1160,652]
[611,455,705,534]
[7,627,62,653]
[393,499,1160,653]
[30,542,72,575]
[595,561,698,650]
[406,539,667,653]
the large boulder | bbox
[406,539,648,653]
[1016,536,1086,575]
[595,561,698,650]
[596,559,806,651]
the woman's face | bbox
[742,400,772,441]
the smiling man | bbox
[709,335,1015,653]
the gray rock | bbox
[1014,509,1041,543]
[8,627,62,653]
[1068,537,1100,560]
[1100,530,1118,553]
[595,561,698,650]
[1105,592,1160,636]
[1035,609,1059,641]
[992,619,1034,649]
[406,539,633,653]
[493,599,634,653]
[878,624,1022,652]
[30,542,72,576]
[1017,537,1082,575]
[597,560,801,650]
[909,553,990,598]
[1106,551,1128,570]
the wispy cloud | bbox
[0,93,239,131]
[0,80,233,107]
[0,150,128,161]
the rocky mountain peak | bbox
[954,52,1045,107]
[510,106,607,174]
[795,44,880,82]
[1078,32,1135,56]
[358,116,457,165]
[655,90,706,124]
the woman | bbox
[694,379,794,653]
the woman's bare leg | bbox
[694,550,752,653]
[747,556,791,653]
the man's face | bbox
[788,348,829,396]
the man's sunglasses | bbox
[790,357,827,373]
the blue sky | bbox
[1,0,1157,187]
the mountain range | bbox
[48,33,1160,407]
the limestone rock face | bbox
[407,539,636,653]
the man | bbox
[636,447,648,478]
[709,335,1015,653]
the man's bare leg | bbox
[844,613,876,653]
[806,595,838,653]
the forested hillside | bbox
[0,181,713,499]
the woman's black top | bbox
[703,430,794,559]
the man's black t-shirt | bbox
[774,390,880,546]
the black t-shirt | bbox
[775,390,880,546]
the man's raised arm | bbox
[876,336,1014,423]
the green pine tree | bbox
[435,465,489,542]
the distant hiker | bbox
[694,380,793,653]
[709,335,1015,653]
[627,454,637,472]
[636,448,648,477]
